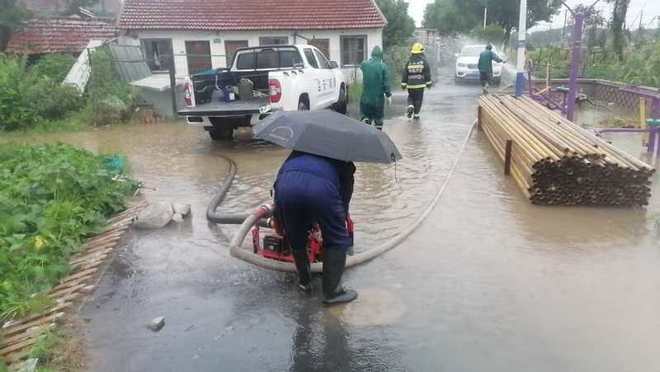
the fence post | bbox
[169,62,177,118]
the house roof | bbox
[6,17,118,55]
[118,0,387,31]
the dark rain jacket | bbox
[401,54,431,90]
[360,46,392,107]
[478,50,503,74]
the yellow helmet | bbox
[411,42,425,54]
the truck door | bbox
[313,49,339,108]
[302,48,334,110]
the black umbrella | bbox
[253,110,402,164]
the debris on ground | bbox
[147,316,165,332]
[135,202,192,229]
[17,358,39,372]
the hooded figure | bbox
[478,44,504,93]
[360,46,392,130]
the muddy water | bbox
[7,69,660,371]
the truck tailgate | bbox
[178,97,271,117]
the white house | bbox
[117,0,386,81]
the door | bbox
[185,40,212,75]
[304,48,336,109]
[225,40,248,68]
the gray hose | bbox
[207,155,269,227]
[230,120,478,272]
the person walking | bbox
[478,43,504,94]
[401,42,432,120]
[360,46,392,130]
[274,150,358,305]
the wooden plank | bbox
[504,140,513,176]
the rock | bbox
[18,358,39,372]
[172,203,191,217]
[172,213,184,223]
[135,202,174,229]
[147,316,165,332]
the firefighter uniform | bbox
[401,42,432,119]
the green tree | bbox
[424,0,561,43]
[0,0,31,51]
[608,0,630,61]
[375,0,416,49]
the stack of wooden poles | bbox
[479,95,654,207]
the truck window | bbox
[314,49,331,69]
[257,49,278,69]
[280,50,303,67]
[304,49,318,69]
[236,52,256,69]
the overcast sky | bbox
[406,0,660,30]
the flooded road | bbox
[7,69,660,371]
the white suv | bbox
[455,44,505,84]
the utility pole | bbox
[515,0,528,96]
[483,0,488,30]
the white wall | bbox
[129,28,382,79]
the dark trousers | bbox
[480,71,492,87]
[407,88,424,114]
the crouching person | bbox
[274,150,358,305]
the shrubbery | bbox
[0,143,137,320]
[528,41,660,87]
[0,47,136,131]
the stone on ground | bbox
[172,203,191,216]
[147,316,165,332]
[135,202,174,229]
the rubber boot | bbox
[322,249,357,305]
[374,119,383,131]
[292,249,312,293]
[406,105,414,119]
[413,114,420,120]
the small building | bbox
[117,0,387,79]
[5,17,118,56]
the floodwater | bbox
[7,69,660,371]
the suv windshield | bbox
[461,46,486,57]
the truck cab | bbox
[178,45,347,141]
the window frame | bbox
[225,40,249,68]
[340,35,367,67]
[140,38,174,73]
[259,36,289,46]
[184,40,213,75]
[313,49,331,69]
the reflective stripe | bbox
[406,84,427,89]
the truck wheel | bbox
[333,85,348,115]
[208,126,234,141]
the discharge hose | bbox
[227,120,478,272]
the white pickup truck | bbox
[178,45,348,140]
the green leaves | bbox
[0,143,137,321]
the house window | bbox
[185,40,212,75]
[304,48,318,69]
[341,35,367,67]
[259,36,289,46]
[141,38,173,72]
[225,40,248,67]
[308,38,330,60]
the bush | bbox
[0,143,137,321]
[30,54,76,82]
[86,47,136,126]
[383,44,409,86]
[0,55,82,130]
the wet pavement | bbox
[7,69,660,371]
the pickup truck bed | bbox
[177,97,269,117]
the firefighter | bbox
[401,42,432,120]
[360,46,392,130]
[478,43,504,94]
[274,151,358,305]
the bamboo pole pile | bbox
[479,95,654,207]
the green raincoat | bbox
[360,46,392,121]
[478,50,503,74]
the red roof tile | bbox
[118,0,386,31]
[6,17,118,55]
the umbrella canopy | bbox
[253,110,402,164]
